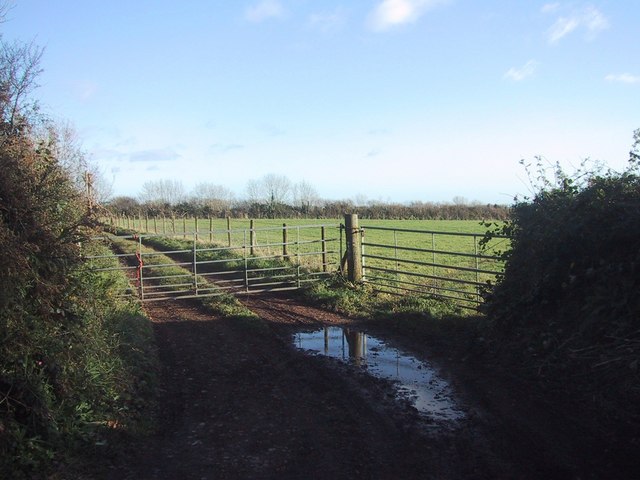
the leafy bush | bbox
[482,138,640,440]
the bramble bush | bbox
[482,131,640,443]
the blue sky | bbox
[3,0,639,204]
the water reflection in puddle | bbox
[293,327,464,421]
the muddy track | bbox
[95,293,516,480]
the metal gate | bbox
[84,224,342,302]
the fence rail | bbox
[360,225,507,309]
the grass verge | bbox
[1,239,159,479]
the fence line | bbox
[98,215,507,309]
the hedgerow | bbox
[0,108,158,479]
[482,134,640,442]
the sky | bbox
[2,0,639,204]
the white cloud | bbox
[309,9,347,33]
[582,6,609,37]
[504,60,538,81]
[367,0,449,32]
[546,5,609,44]
[548,16,579,43]
[605,73,640,84]
[245,0,285,23]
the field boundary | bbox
[90,216,508,309]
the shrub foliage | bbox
[483,141,640,439]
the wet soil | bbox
[96,292,633,479]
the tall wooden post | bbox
[250,219,256,256]
[344,214,363,283]
[321,226,327,272]
[209,217,213,243]
[282,223,288,259]
[227,216,232,247]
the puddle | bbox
[293,327,464,421]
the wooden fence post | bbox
[227,216,232,247]
[250,219,255,256]
[344,214,363,283]
[282,223,289,259]
[209,216,213,243]
[321,226,327,272]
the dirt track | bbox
[98,292,632,480]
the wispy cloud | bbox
[309,8,347,33]
[245,0,285,23]
[546,5,609,44]
[367,0,450,32]
[72,80,99,102]
[504,60,538,81]
[209,143,245,154]
[605,73,640,84]
[128,147,180,163]
[541,3,560,14]
[366,148,382,158]
[257,123,285,136]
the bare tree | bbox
[452,196,469,206]
[245,173,292,205]
[292,180,320,212]
[192,182,235,212]
[139,179,185,207]
[0,38,44,140]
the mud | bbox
[91,291,637,479]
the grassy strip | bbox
[304,275,472,322]
[136,234,320,290]
[300,274,487,353]
[108,235,264,329]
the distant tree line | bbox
[106,174,510,221]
